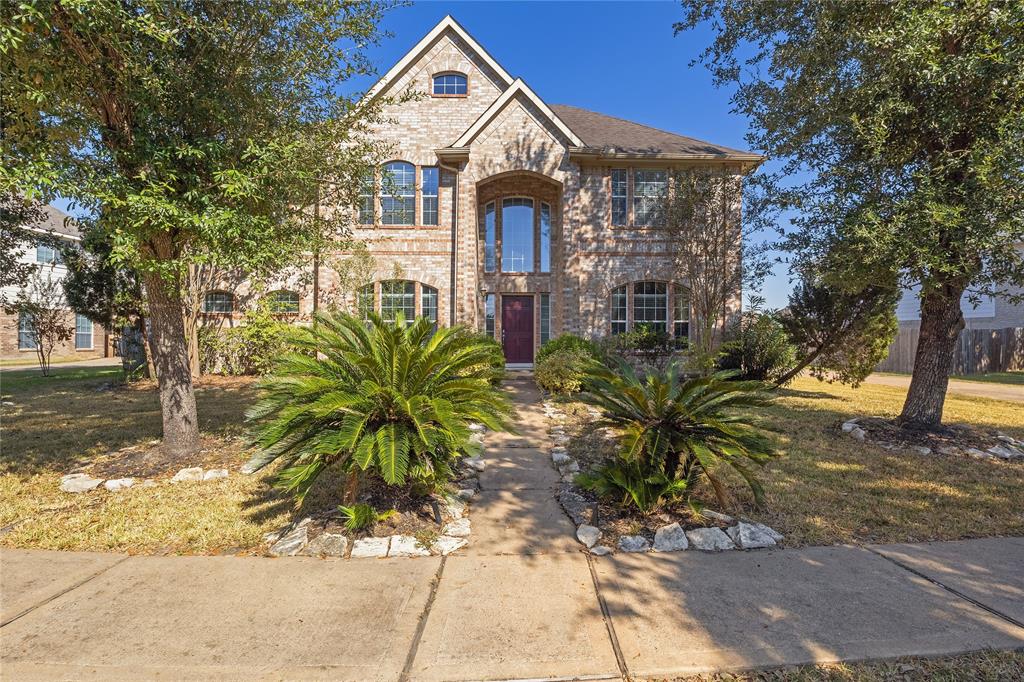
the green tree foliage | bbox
[2,1,395,452]
[677,1,1024,427]
[244,313,514,502]
[777,276,899,387]
[577,360,777,513]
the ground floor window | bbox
[267,290,300,314]
[422,285,438,325]
[539,293,551,345]
[18,312,36,350]
[203,291,234,314]
[75,313,93,349]
[610,281,690,340]
[359,280,439,325]
[380,280,416,323]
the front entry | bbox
[501,295,534,364]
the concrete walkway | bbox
[865,372,1024,403]
[3,377,1023,680]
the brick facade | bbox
[0,310,108,362]
[211,17,753,364]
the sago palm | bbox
[244,312,514,501]
[577,359,776,512]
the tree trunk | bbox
[143,270,200,454]
[898,285,965,428]
[774,344,826,387]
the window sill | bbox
[431,94,468,99]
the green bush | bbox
[577,359,777,513]
[199,307,288,376]
[718,312,797,383]
[244,312,515,501]
[535,347,592,394]
[535,333,598,365]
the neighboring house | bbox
[0,205,110,362]
[210,16,760,365]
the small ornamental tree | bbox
[7,270,74,376]
[3,1,396,453]
[677,1,1024,427]
[662,167,770,363]
[777,275,899,387]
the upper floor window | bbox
[611,169,628,226]
[267,290,300,314]
[633,169,667,227]
[432,73,467,96]
[502,197,534,273]
[381,161,415,225]
[203,291,234,314]
[36,243,62,265]
[422,167,439,226]
[358,174,374,225]
[75,313,93,349]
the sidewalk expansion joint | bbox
[399,554,447,681]
[866,546,1024,631]
[586,553,628,681]
[1,554,131,628]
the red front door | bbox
[501,296,535,363]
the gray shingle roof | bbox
[37,205,80,239]
[550,104,758,159]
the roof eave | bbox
[569,147,764,164]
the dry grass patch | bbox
[669,649,1024,681]
[555,376,1024,547]
[0,368,317,554]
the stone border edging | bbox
[542,400,785,556]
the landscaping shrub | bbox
[718,312,797,383]
[535,333,598,365]
[595,325,677,375]
[244,312,514,502]
[199,307,288,375]
[576,359,777,513]
[535,347,592,394]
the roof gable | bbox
[452,79,583,148]
[364,16,514,103]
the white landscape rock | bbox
[576,524,601,548]
[700,510,734,524]
[686,527,736,551]
[302,532,348,557]
[444,496,467,520]
[203,468,229,481]
[138,479,158,488]
[653,523,689,552]
[60,473,104,493]
[455,488,476,501]
[988,444,1024,460]
[849,427,867,442]
[551,451,572,466]
[937,445,960,456]
[171,467,204,483]
[269,525,309,556]
[103,478,136,491]
[350,536,390,558]
[841,420,859,433]
[388,535,431,557]
[431,535,468,555]
[727,522,778,549]
[590,545,613,556]
[617,535,651,553]
[468,423,486,433]
[442,518,471,538]
[558,460,580,475]
[967,448,998,461]
[909,446,933,456]
[463,457,486,472]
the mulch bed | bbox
[847,416,1020,456]
[84,434,248,479]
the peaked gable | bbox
[452,79,583,149]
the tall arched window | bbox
[501,197,534,273]
[381,161,415,225]
[432,73,467,96]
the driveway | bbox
[865,373,1024,403]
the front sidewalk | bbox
[2,538,1022,680]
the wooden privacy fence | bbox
[876,326,1024,375]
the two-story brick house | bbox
[207,16,761,366]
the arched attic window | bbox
[432,72,467,96]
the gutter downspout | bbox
[439,159,460,327]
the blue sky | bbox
[349,1,794,307]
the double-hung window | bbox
[673,284,690,343]
[36,243,62,264]
[633,281,668,333]
[611,285,628,335]
[421,167,439,226]
[18,312,36,350]
[381,161,415,225]
[611,169,628,226]
[358,174,374,225]
[203,291,234,314]
[380,280,415,324]
[633,170,666,227]
[75,313,93,349]
[422,285,438,325]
